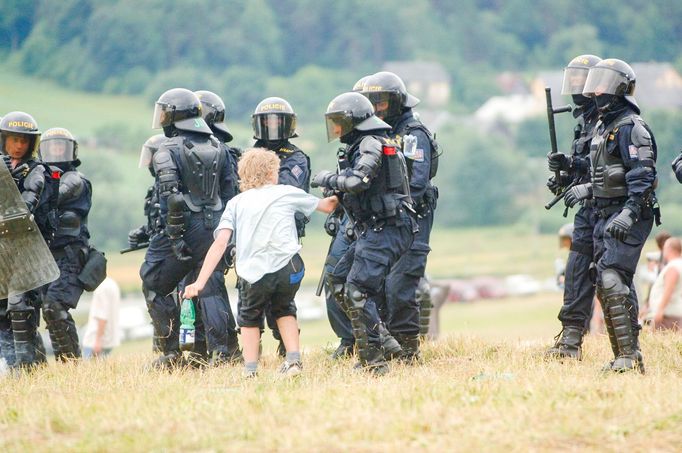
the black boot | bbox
[378,323,402,360]
[354,343,389,376]
[545,326,584,360]
[395,333,422,363]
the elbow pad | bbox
[165,193,187,239]
[154,149,179,197]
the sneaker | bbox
[242,368,258,379]
[278,360,302,377]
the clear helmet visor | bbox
[324,112,354,142]
[363,91,402,120]
[582,67,629,97]
[152,103,173,129]
[39,138,75,163]
[252,113,296,140]
[561,67,590,95]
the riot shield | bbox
[0,161,60,299]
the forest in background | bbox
[1,0,682,251]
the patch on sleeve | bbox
[628,145,639,160]
[291,164,303,179]
[407,148,425,162]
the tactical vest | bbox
[395,118,440,180]
[17,160,58,243]
[343,135,410,222]
[52,169,91,247]
[590,113,637,199]
[170,135,226,213]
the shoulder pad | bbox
[360,135,383,152]
[613,114,635,129]
[631,119,652,147]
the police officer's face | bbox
[374,101,389,119]
[5,134,30,158]
[49,141,67,157]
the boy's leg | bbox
[237,276,273,375]
[241,327,261,366]
[275,315,300,353]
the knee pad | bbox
[345,283,367,311]
[42,300,68,323]
[599,269,629,299]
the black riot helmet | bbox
[195,90,233,142]
[582,59,638,112]
[138,133,167,169]
[361,71,420,124]
[352,75,370,92]
[0,111,41,160]
[251,97,298,141]
[324,92,391,143]
[39,127,78,164]
[152,88,213,136]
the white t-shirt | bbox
[82,277,122,349]
[216,184,319,284]
[648,258,682,318]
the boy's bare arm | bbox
[182,228,233,298]
[316,195,339,214]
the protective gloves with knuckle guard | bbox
[547,174,572,195]
[606,208,635,242]
[564,183,592,208]
[547,152,572,173]
[311,170,335,189]
[128,226,149,248]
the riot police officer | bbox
[194,90,242,363]
[39,127,92,361]
[0,112,54,368]
[140,88,237,368]
[322,76,372,359]
[251,97,311,356]
[362,71,439,360]
[566,59,659,372]
[544,55,602,360]
[312,92,415,374]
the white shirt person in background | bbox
[82,277,122,357]
[646,237,682,331]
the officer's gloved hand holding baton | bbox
[564,183,592,208]
[547,152,572,173]
[606,208,635,242]
[128,226,150,249]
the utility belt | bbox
[51,243,88,263]
[187,207,219,229]
[355,203,418,234]
[594,195,661,226]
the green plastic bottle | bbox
[179,298,195,351]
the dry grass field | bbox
[2,295,681,452]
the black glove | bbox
[672,153,682,184]
[1,154,11,170]
[128,226,150,249]
[547,152,572,172]
[171,238,193,262]
[606,208,635,242]
[311,170,334,189]
[564,183,592,208]
[546,173,572,195]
